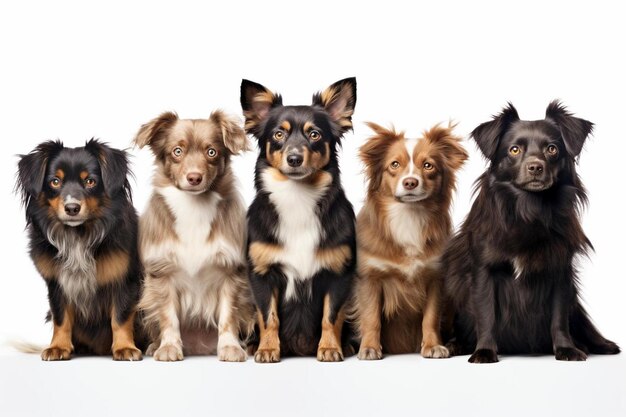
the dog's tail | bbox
[5,340,45,354]
[571,302,620,355]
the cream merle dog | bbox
[135,110,254,361]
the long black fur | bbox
[443,101,620,363]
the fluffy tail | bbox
[571,303,620,355]
[5,340,45,354]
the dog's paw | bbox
[113,347,143,361]
[145,343,158,356]
[218,345,247,362]
[317,347,344,362]
[421,344,450,359]
[357,346,382,360]
[153,344,184,362]
[41,347,72,361]
[468,348,499,364]
[254,348,280,363]
[555,346,587,361]
[590,340,621,355]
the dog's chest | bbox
[386,202,427,257]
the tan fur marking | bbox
[33,253,58,280]
[266,142,284,170]
[96,250,130,285]
[111,309,142,360]
[55,169,65,180]
[249,242,283,275]
[316,245,351,273]
[79,171,89,180]
[306,142,331,170]
[280,121,291,131]
[255,291,280,362]
[317,294,344,361]
[42,307,74,360]
[84,196,102,217]
[303,121,315,132]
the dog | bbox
[16,139,144,360]
[443,101,620,363]
[353,122,467,360]
[241,78,357,362]
[134,110,254,362]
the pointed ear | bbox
[424,122,468,171]
[471,103,520,160]
[134,111,178,150]
[360,122,403,192]
[17,140,64,204]
[210,110,250,155]
[545,100,593,157]
[240,79,282,134]
[313,77,357,133]
[85,139,130,198]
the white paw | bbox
[153,344,184,362]
[218,345,247,362]
[421,344,450,359]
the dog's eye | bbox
[547,144,558,156]
[423,162,434,170]
[50,178,62,188]
[309,130,321,141]
[207,148,218,158]
[84,178,96,188]
[273,131,285,141]
[509,146,521,156]
[172,147,183,157]
[390,161,400,170]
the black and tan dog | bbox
[17,140,144,360]
[241,78,357,362]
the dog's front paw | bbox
[468,348,499,364]
[145,342,158,356]
[357,346,382,360]
[590,339,621,355]
[317,347,344,362]
[41,347,72,361]
[254,348,280,363]
[555,346,587,361]
[153,344,184,362]
[421,344,450,359]
[218,345,247,362]
[113,347,143,361]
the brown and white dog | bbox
[134,110,254,361]
[353,122,468,359]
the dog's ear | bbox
[313,77,357,133]
[210,110,250,155]
[85,139,131,198]
[240,79,282,135]
[16,140,64,205]
[424,122,468,171]
[471,103,520,160]
[545,100,593,157]
[360,122,403,192]
[134,112,178,151]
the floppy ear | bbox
[360,122,403,192]
[471,103,520,160]
[423,122,468,171]
[17,140,64,205]
[313,77,357,133]
[210,110,250,155]
[85,139,130,198]
[545,100,593,157]
[240,79,282,135]
[134,111,178,150]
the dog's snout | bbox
[526,160,545,175]
[186,173,203,186]
[287,154,303,167]
[403,177,419,190]
[64,203,81,216]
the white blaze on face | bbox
[395,138,425,201]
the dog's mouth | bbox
[520,179,553,192]
[281,167,316,181]
[395,192,428,203]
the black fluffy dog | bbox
[444,101,620,363]
[17,140,145,360]
[241,78,357,362]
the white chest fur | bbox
[261,171,329,300]
[386,202,427,256]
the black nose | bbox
[187,173,203,186]
[403,177,419,190]
[287,154,303,167]
[64,203,81,216]
[526,161,545,175]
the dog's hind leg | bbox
[570,303,620,355]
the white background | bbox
[1,1,624,416]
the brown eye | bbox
[509,145,521,156]
[84,178,96,188]
[390,161,400,170]
[309,130,321,141]
[424,162,434,170]
[50,178,62,188]
[207,148,218,158]
[273,131,285,141]
[547,144,558,155]
[172,147,183,157]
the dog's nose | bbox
[403,177,419,190]
[526,161,545,175]
[187,173,203,186]
[287,154,303,167]
[64,203,81,216]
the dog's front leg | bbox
[468,266,499,363]
[254,287,281,363]
[217,281,247,362]
[153,299,183,362]
[42,282,74,361]
[111,307,142,361]
[356,277,383,360]
[421,275,450,359]
[552,272,587,361]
